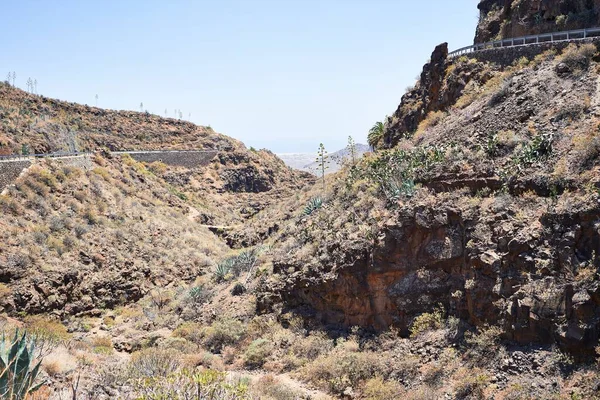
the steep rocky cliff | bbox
[476,0,600,43]
[383,44,496,148]
[260,42,600,356]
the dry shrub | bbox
[415,110,447,139]
[28,386,52,400]
[290,331,334,361]
[0,195,23,215]
[92,336,113,354]
[148,161,167,175]
[571,130,600,170]
[299,341,392,396]
[452,369,490,400]
[23,316,70,356]
[361,376,403,400]
[559,43,597,71]
[464,325,503,363]
[173,321,204,346]
[42,360,61,377]
[0,283,11,299]
[128,347,181,378]
[201,318,247,353]
[254,375,303,400]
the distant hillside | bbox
[0,82,234,154]
[278,143,370,175]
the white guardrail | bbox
[449,27,600,58]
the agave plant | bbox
[214,262,232,282]
[0,330,45,400]
[303,197,323,216]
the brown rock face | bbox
[475,0,600,44]
[383,45,495,148]
[382,43,448,148]
[266,203,600,355]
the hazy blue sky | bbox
[2,1,478,152]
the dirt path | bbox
[187,205,201,221]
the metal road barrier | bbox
[449,27,600,58]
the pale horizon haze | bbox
[1,0,478,153]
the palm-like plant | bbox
[368,121,385,151]
[0,331,45,400]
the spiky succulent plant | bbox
[0,330,45,400]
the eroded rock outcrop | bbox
[383,45,495,148]
[476,0,600,44]
[264,201,600,355]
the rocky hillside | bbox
[3,4,600,398]
[476,0,600,43]
[259,39,600,370]
[0,82,236,153]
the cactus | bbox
[0,330,45,399]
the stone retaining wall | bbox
[0,160,32,193]
[466,37,600,67]
[121,151,218,168]
[0,151,216,194]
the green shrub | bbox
[409,306,444,338]
[464,325,503,362]
[346,145,445,206]
[23,316,70,356]
[243,338,272,368]
[453,373,489,399]
[512,132,553,171]
[202,318,246,353]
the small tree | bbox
[368,121,385,151]
[316,143,330,190]
[346,135,357,166]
